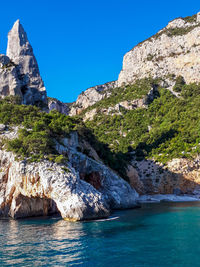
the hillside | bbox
[70,12,200,114]
[69,12,200,195]
[1,13,200,220]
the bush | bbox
[173,76,185,92]
[84,80,200,165]
[54,155,68,164]
[0,98,81,162]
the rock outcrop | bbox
[69,14,200,115]
[0,150,109,220]
[127,156,200,196]
[0,20,47,106]
[118,14,200,86]
[0,128,138,220]
[70,81,118,115]
[0,55,23,98]
[48,97,70,115]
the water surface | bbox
[1,202,200,266]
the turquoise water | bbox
[1,202,200,266]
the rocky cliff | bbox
[118,12,200,86]
[71,12,200,115]
[69,81,118,115]
[68,11,200,199]
[0,126,138,220]
[48,97,71,115]
[0,20,47,106]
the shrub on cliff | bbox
[0,98,80,162]
[84,80,200,164]
[173,75,185,92]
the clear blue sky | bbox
[0,0,199,103]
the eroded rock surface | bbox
[6,20,47,105]
[118,15,200,86]
[48,98,70,115]
[0,149,109,220]
[0,55,22,98]
[70,81,118,115]
[0,129,138,220]
[57,132,139,209]
[127,156,200,196]
[0,20,47,106]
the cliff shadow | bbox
[78,127,200,196]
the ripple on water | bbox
[1,202,200,266]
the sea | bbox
[1,201,200,266]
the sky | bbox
[0,0,199,103]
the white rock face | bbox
[67,149,139,209]
[69,14,200,116]
[0,129,138,220]
[0,150,109,220]
[197,12,200,23]
[48,98,70,115]
[118,14,200,86]
[6,20,47,105]
[70,81,118,115]
[0,55,22,98]
[58,132,139,209]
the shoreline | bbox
[137,194,200,203]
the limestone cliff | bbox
[71,12,200,115]
[48,97,71,115]
[0,20,47,106]
[69,81,118,115]
[68,11,200,198]
[118,13,200,86]
[2,12,200,221]
[127,157,200,196]
[0,127,138,220]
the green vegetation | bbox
[173,76,185,92]
[0,96,130,179]
[82,78,155,114]
[1,60,17,71]
[183,14,197,23]
[84,80,200,165]
[78,127,131,180]
[0,97,79,162]
[2,76,200,181]
[164,25,199,37]
[136,15,199,48]
[147,54,155,61]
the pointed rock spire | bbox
[6,20,47,105]
[7,19,32,59]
